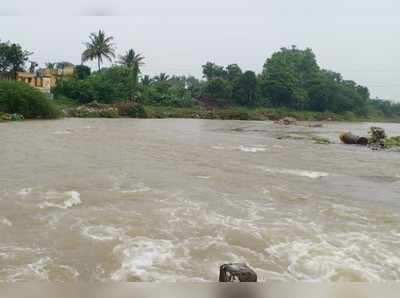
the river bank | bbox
[53,99,400,123]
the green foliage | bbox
[49,40,399,120]
[118,49,145,70]
[384,137,400,148]
[214,107,254,120]
[234,71,258,106]
[0,41,32,79]
[259,46,371,114]
[0,80,60,119]
[117,49,145,100]
[81,30,116,71]
[226,64,242,82]
[75,65,91,80]
[113,101,147,118]
[312,137,331,145]
[53,66,132,103]
[202,62,227,80]
[203,78,233,105]
[260,46,319,109]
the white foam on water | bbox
[265,231,400,282]
[121,186,151,194]
[6,257,52,282]
[53,130,72,135]
[27,257,51,280]
[196,176,210,179]
[1,217,13,227]
[212,145,228,150]
[112,237,175,281]
[260,167,329,179]
[17,188,32,196]
[57,265,80,280]
[82,225,125,242]
[238,145,267,153]
[39,191,82,209]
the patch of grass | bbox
[384,136,400,148]
[53,97,79,110]
[312,137,331,144]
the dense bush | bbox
[53,66,131,103]
[0,80,60,119]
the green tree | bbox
[202,62,227,80]
[53,66,131,103]
[260,46,319,108]
[186,76,204,98]
[235,71,258,106]
[141,75,153,87]
[0,41,9,73]
[117,49,145,70]
[75,65,91,80]
[81,30,116,71]
[203,78,233,105]
[0,41,32,79]
[118,49,145,100]
[155,73,169,82]
[226,64,242,82]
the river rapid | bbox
[0,118,399,282]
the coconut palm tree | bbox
[117,49,145,101]
[45,62,55,70]
[117,49,145,71]
[141,75,153,87]
[81,30,115,71]
[156,72,169,82]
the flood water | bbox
[1,118,400,282]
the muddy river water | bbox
[1,118,400,282]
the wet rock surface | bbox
[219,263,257,282]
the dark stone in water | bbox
[340,132,368,146]
[219,263,257,282]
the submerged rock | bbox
[340,132,368,146]
[340,127,400,151]
[219,263,257,282]
[274,117,297,125]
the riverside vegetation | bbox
[1,31,400,122]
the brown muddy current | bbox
[0,118,400,282]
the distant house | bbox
[15,65,75,98]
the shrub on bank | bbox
[113,101,148,118]
[68,107,119,118]
[0,80,61,119]
[213,107,255,120]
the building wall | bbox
[14,66,75,96]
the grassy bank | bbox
[143,105,400,123]
[53,100,400,123]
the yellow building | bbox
[16,65,75,96]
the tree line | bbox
[1,30,400,118]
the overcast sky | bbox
[1,0,399,101]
